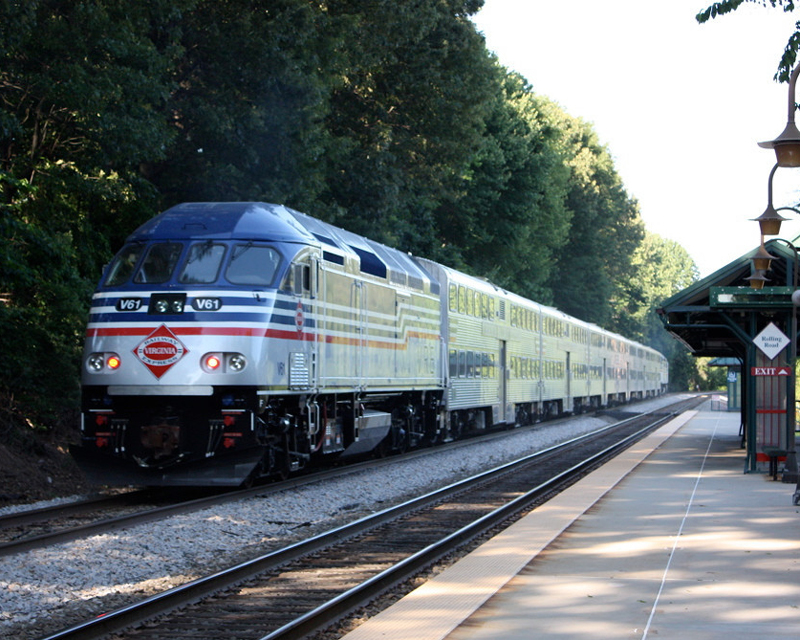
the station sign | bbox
[753,322,791,360]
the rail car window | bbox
[458,351,467,377]
[226,245,281,286]
[105,244,144,286]
[179,243,226,284]
[134,243,183,284]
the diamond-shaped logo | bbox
[133,325,188,379]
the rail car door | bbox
[565,352,572,414]
[499,340,508,424]
[351,281,367,388]
[626,361,631,402]
[287,259,316,391]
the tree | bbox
[614,232,699,389]
[152,0,340,210]
[613,232,697,343]
[322,0,495,257]
[445,69,571,302]
[540,103,645,326]
[0,0,187,421]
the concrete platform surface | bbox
[340,409,800,640]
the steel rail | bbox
[0,491,149,529]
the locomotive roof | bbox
[129,202,435,293]
[126,202,317,243]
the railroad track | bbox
[0,404,625,557]
[43,397,703,640]
[0,487,236,557]
[0,436,490,557]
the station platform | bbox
[341,405,800,639]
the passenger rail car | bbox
[73,202,667,486]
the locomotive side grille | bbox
[289,352,311,389]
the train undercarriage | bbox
[74,384,663,487]
[74,386,446,487]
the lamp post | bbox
[752,61,800,501]
[759,62,800,166]
[751,163,790,236]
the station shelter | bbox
[708,357,742,411]
[658,239,798,476]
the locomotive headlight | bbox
[228,354,246,372]
[86,352,121,373]
[148,294,186,315]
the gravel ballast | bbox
[0,395,697,639]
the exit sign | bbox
[751,366,792,376]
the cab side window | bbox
[226,245,281,286]
[105,244,143,286]
[281,262,311,295]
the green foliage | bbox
[0,173,90,420]
[616,233,700,390]
[443,69,571,301]
[0,0,182,424]
[697,0,795,24]
[322,0,499,261]
[152,0,338,207]
[540,102,645,326]
[668,350,699,392]
[614,233,698,343]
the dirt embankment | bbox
[0,417,90,507]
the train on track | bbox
[72,202,668,486]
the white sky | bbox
[472,0,800,278]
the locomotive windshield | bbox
[103,241,283,288]
[179,243,226,284]
[134,243,183,284]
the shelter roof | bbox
[657,238,799,357]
